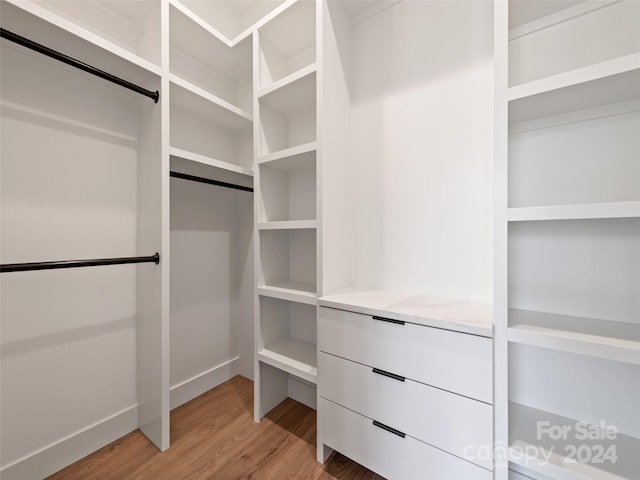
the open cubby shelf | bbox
[258,0,315,90]
[258,70,316,155]
[508,402,640,480]
[170,81,252,171]
[258,296,317,384]
[169,2,253,112]
[259,146,316,223]
[258,224,317,295]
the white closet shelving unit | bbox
[166,0,256,422]
[253,0,319,421]
[0,0,283,478]
[0,0,168,476]
[495,1,640,479]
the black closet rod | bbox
[0,253,160,273]
[170,171,254,193]
[0,28,159,103]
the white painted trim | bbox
[0,406,138,480]
[509,0,621,41]
[169,357,239,410]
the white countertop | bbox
[319,288,493,337]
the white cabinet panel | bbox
[318,307,492,403]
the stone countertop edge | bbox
[318,290,494,338]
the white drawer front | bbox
[319,352,493,470]
[318,307,493,403]
[319,398,493,480]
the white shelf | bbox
[1,0,161,88]
[258,337,317,384]
[258,63,317,99]
[258,284,317,305]
[508,54,640,124]
[169,2,253,111]
[257,141,317,166]
[509,402,639,480]
[258,0,316,89]
[258,221,317,230]
[508,309,640,365]
[170,75,252,125]
[169,147,253,177]
[259,68,316,113]
[258,146,316,223]
[507,201,640,222]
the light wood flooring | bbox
[46,376,383,480]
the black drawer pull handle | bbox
[373,420,406,438]
[372,368,405,382]
[372,315,405,325]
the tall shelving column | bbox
[253,0,319,421]
[495,1,640,479]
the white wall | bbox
[346,0,494,302]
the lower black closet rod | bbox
[0,253,160,273]
[170,171,254,193]
[0,28,159,103]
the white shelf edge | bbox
[168,0,233,47]
[508,325,640,366]
[507,53,640,102]
[5,0,162,77]
[508,442,627,480]
[257,142,318,165]
[507,201,640,222]
[258,338,317,385]
[257,63,317,99]
[169,74,253,123]
[508,0,621,41]
[169,147,253,177]
[258,286,317,305]
[506,402,640,480]
[258,220,317,230]
[509,98,640,136]
[508,403,638,480]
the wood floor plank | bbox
[46,376,381,480]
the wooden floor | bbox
[47,376,383,480]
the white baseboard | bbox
[1,358,241,480]
[170,357,239,410]
[0,405,138,480]
[288,376,317,410]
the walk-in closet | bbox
[1,1,638,479]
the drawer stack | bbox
[318,306,493,480]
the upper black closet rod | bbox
[170,171,254,193]
[0,253,160,273]
[0,28,160,103]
